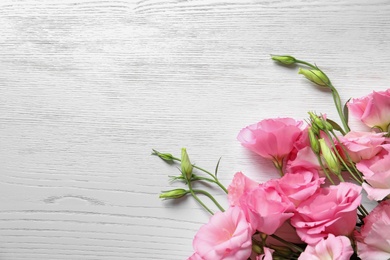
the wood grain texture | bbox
[0,0,389,259]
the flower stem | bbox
[272,159,284,176]
[295,59,350,133]
[330,86,350,133]
[358,204,369,217]
[193,189,225,212]
[187,181,214,215]
[270,234,304,253]
[170,157,228,194]
[315,153,335,185]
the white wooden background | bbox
[1,0,390,259]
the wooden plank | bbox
[0,0,389,259]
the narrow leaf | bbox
[214,157,222,177]
[343,98,351,125]
[326,119,345,135]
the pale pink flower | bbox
[188,252,203,260]
[291,182,362,244]
[256,247,274,260]
[286,146,322,173]
[192,207,252,260]
[228,172,258,207]
[357,144,390,201]
[347,89,390,131]
[337,131,386,163]
[355,200,390,260]
[298,234,354,260]
[237,118,304,165]
[275,170,324,207]
[239,184,294,235]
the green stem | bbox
[330,86,350,133]
[270,234,304,253]
[330,130,364,183]
[324,130,362,184]
[272,159,284,176]
[188,181,214,215]
[315,153,335,185]
[295,59,317,69]
[295,59,350,133]
[171,157,228,194]
[358,204,369,217]
[193,165,228,193]
[193,189,225,212]
[190,176,228,193]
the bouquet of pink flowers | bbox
[153,55,390,260]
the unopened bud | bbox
[308,112,327,130]
[308,127,320,154]
[159,189,188,199]
[152,149,174,161]
[271,245,292,257]
[271,55,297,65]
[319,138,341,175]
[324,120,333,131]
[311,122,320,135]
[252,244,263,254]
[181,148,193,180]
[298,68,330,86]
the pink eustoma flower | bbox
[237,117,304,166]
[355,200,390,260]
[338,131,386,163]
[357,144,390,201]
[298,234,354,260]
[239,184,294,235]
[228,172,259,207]
[188,252,203,260]
[347,89,390,131]
[274,169,324,207]
[191,207,253,260]
[286,146,322,173]
[291,182,362,244]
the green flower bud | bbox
[298,68,330,86]
[324,120,334,131]
[152,149,174,161]
[311,122,320,135]
[319,138,341,175]
[181,148,193,180]
[271,55,297,65]
[308,127,320,154]
[271,245,292,257]
[308,112,328,130]
[159,188,188,199]
[252,244,263,254]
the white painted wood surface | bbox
[1,0,389,259]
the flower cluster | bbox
[154,55,390,260]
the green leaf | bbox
[214,157,222,177]
[326,119,345,135]
[343,99,350,126]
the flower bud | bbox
[319,138,341,175]
[298,68,330,86]
[324,120,333,131]
[270,246,292,257]
[152,149,174,161]
[271,55,297,65]
[310,122,320,135]
[159,188,188,199]
[252,244,263,254]
[181,148,193,180]
[308,127,320,154]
